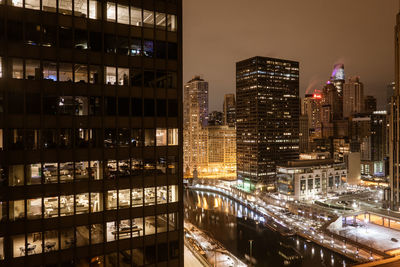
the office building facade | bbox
[236,56,299,190]
[343,76,364,118]
[0,1,183,266]
[223,93,236,126]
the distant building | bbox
[364,95,377,114]
[184,76,209,176]
[236,56,299,190]
[299,114,309,153]
[277,159,347,201]
[302,93,322,139]
[343,76,364,118]
[207,125,236,179]
[387,82,395,113]
[208,111,223,126]
[223,93,236,126]
[330,63,345,97]
[347,152,361,185]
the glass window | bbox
[130,7,142,26]
[144,98,155,116]
[144,216,155,235]
[167,14,177,31]
[91,224,103,244]
[89,65,101,84]
[145,187,155,206]
[167,156,177,175]
[130,70,142,87]
[10,200,25,220]
[155,13,166,29]
[168,99,178,117]
[144,71,155,88]
[9,165,24,186]
[74,0,87,17]
[118,98,130,116]
[44,196,58,218]
[12,58,23,79]
[60,195,74,216]
[105,66,116,85]
[59,63,73,82]
[58,0,72,15]
[104,33,116,53]
[117,128,130,146]
[143,159,156,175]
[0,57,3,78]
[61,228,75,249]
[131,129,143,147]
[106,221,117,241]
[168,42,178,60]
[143,40,154,57]
[75,161,89,180]
[43,163,58,183]
[156,99,166,116]
[76,193,89,214]
[75,96,89,116]
[26,59,40,80]
[117,4,129,24]
[132,188,143,207]
[168,128,179,145]
[42,0,57,12]
[59,27,73,48]
[157,186,167,204]
[91,192,102,212]
[117,68,129,86]
[156,128,167,146]
[25,22,41,46]
[12,234,25,258]
[75,29,88,50]
[117,36,129,55]
[60,162,74,183]
[130,38,142,56]
[106,160,117,179]
[27,198,42,219]
[0,237,3,260]
[90,161,103,180]
[0,201,6,221]
[155,41,167,59]
[27,232,42,254]
[44,230,58,252]
[106,2,116,22]
[43,24,57,47]
[76,225,89,246]
[169,185,178,203]
[89,31,102,52]
[89,0,98,19]
[144,129,155,146]
[7,21,23,42]
[104,128,117,148]
[169,213,178,231]
[43,61,57,81]
[157,157,166,174]
[119,189,130,209]
[143,10,154,28]
[131,158,143,176]
[157,214,168,233]
[27,163,41,185]
[25,0,40,10]
[10,0,23,7]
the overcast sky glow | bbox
[183,0,397,111]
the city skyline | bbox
[184,0,397,111]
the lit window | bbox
[167,14,177,31]
[168,128,179,145]
[42,0,56,12]
[106,2,116,22]
[74,0,87,17]
[117,4,129,24]
[25,0,40,10]
[58,0,72,15]
[12,58,23,79]
[10,0,22,7]
[156,128,167,146]
[143,9,154,28]
[105,66,116,85]
[130,7,142,26]
[89,0,98,19]
[155,12,166,29]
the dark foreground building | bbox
[236,56,300,191]
[0,0,183,266]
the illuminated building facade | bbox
[236,56,299,190]
[277,159,347,201]
[207,125,236,179]
[0,1,183,266]
[223,93,236,126]
[343,76,364,118]
[208,111,223,126]
[302,93,322,140]
[330,63,345,97]
[183,76,208,177]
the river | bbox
[184,189,355,267]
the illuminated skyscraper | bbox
[302,93,322,139]
[390,7,400,210]
[0,1,183,265]
[330,63,345,97]
[343,76,364,118]
[183,76,209,177]
[236,56,299,190]
[223,93,236,126]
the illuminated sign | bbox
[313,94,322,99]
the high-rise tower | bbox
[0,1,183,266]
[236,56,299,190]
[223,93,236,126]
[343,76,365,118]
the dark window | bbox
[167,72,177,88]
[60,129,72,148]
[59,27,73,49]
[7,20,23,42]
[168,99,178,117]
[168,42,178,60]
[143,40,153,57]
[145,245,156,264]
[43,96,59,115]
[130,69,142,87]
[104,128,116,148]
[144,71,155,87]
[144,99,154,116]
[169,241,179,259]
[132,98,142,116]
[43,25,57,47]
[118,97,130,116]
[0,20,4,41]
[104,34,116,53]
[92,129,103,148]
[41,129,57,149]
[89,96,102,115]
[26,93,41,114]
[75,29,88,50]
[116,36,129,55]
[89,31,102,52]
[105,97,116,116]
[158,243,168,262]
[25,23,41,46]
[8,92,24,114]
[156,99,166,117]
[155,71,167,88]
[7,129,23,149]
[155,41,167,59]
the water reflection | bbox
[185,189,354,267]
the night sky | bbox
[183,0,398,111]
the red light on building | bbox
[313,94,322,99]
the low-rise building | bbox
[277,159,347,201]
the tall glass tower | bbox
[0,1,183,266]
